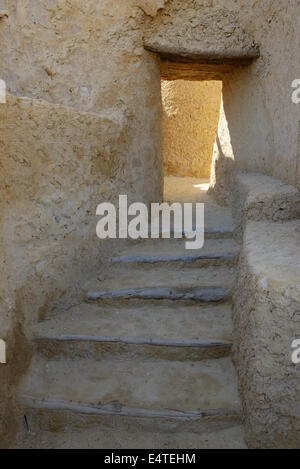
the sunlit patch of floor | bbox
[164,176,210,204]
[163,176,234,232]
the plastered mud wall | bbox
[232,173,300,448]
[0,0,164,444]
[0,0,163,204]
[162,80,222,178]
[234,221,300,449]
[208,1,300,447]
[0,93,127,445]
[210,0,300,203]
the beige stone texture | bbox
[162,80,222,178]
[232,172,300,448]
[144,0,259,62]
[232,172,300,238]
[234,220,300,448]
[0,92,129,445]
[0,0,163,204]
[135,0,166,17]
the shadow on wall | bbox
[209,133,235,206]
[210,65,274,205]
[209,88,236,206]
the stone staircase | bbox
[15,181,246,449]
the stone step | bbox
[203,226,234,239]
[36,302,233,360]
[18,356,241,435]
[35,335,232,361]
[84,265,235,305]
[111,238,239,267]
[87,286,230,303]
[125,225,234,241]
[14,424,246,449]
[39,301,233,340]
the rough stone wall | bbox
[232,173,300,448]
[0,93,127,445]
[144,0,259,60]
[162,80,222,178]
[0,0,163,204]
[210,0,300,202]
[0,0,164,444]
[234,221,300,449]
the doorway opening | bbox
[161,79,222,202]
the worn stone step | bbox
[14,424,247,449]
[172,226,234,239]
[39,302,234,342]
[18,398,242,438]
[36,302,233,360]
[35,337,232,362]
[88,265,236,288]
[87,286,230,303]
[35,335,232,361]
[84,265,235,305]
[203,226,234,239]
[19,356,241,411]
[125,225,234,242]
[111,238,239,267]
[18,357,241,435]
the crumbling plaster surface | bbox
[162,80,222,178]
[210,0,300,203]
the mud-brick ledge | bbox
[232,172,300,449]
